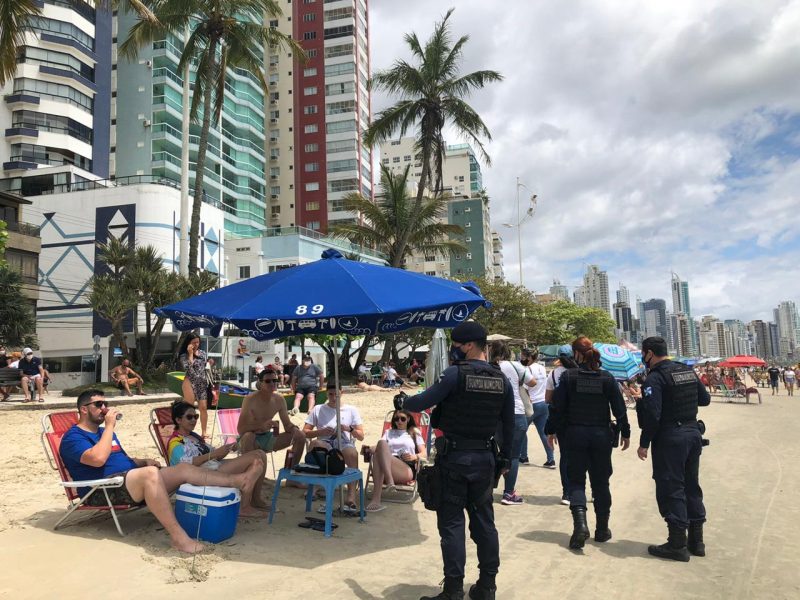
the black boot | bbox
[594,513,612,543]
[569,506,590,549]
[468,573,496,600]
[420,577,464,600]
[688,522,706,557]
[648,524,690,562]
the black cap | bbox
[451,321,487,344]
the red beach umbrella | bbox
[718,355,767,368]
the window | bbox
[382,158,389,164]
[304,143,319,152]
[304,124,318,133]
[303,13,315,21]
[28,16,94,51]
[307,221,321,230]
[327,158,357,173]
[303,0,315,3]
[465,222,471,228]
[325,43,353,58]
[324,7,353,21]
[238,265,251,279]
[307,48,318,58]
[305,201,320,211]
[390,141,401,146]
[324,25,354,40]
[303,104,318,114]
[304,67,317,77]
[305,182,319,191]
[465,237,472,242]
[458,175,465,182]
[327,178,358,193]
[425,255,436,262]
[303,31,317,40]
[403,155,411,161]
[13,78,92,112]
[324,62,355,77]
[303,86,318,95]
[326,139,356,153]
[325,120,356,134]
[392,157,400,163]
[324,81,355,96]
[235,247,251,252]
[464,206,471,212]
[466,253,472,260]
[305,162,320,172]
[325,99,356,115]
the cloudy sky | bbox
[368,0,800,322]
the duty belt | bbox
[674,419,697,427]
[441,436,493,452]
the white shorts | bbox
[22,373,42,380]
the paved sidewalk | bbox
[0,389,180,411]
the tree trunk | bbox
[147,316,167,369]
[354,334,373,369]
[391,151,431,268]
[188,39,218,274]
[112,322,130,358]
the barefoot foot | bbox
[172,536,206,553]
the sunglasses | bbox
[83,400,108,409]
[183,414,199,421]
[394,416,408,422]
[261,379,279,384]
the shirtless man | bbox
[238,368,306,467]
[109,358,145,396]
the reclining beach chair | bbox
[364,410,431,504]
[216,408,278,477]
[41,411,142,536]
[148,405,174,463]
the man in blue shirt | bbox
[60,390,263,553]
[19,347,45,402]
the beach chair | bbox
[41,411,142,536]
[216,408,278,477]
[364,410,430,504]
[148,405,174,463]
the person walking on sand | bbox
[767,364,780,395]
[783,367,796,396]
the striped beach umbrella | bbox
[594,343,644,381]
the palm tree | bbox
[331,164,467,268]
[0,0,40,87]
[364,8,502,262]
[120,0,304,274]
[0,264,38,347]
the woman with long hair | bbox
[177,333,210,439]
[167,401,268,517]
[546,336,631,549]
[364,409,426,512]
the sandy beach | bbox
[1,386,799,600]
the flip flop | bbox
[365,504,386,512]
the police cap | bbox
[451,321,487,344]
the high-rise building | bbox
[769,322,781,358]
[113,13,269,238]
[775,300,799,358]
[550,279,570,301]
[699,315,727,357]
[491,230,504,281]
[616,283,629,306]
[583,264,610,315]
[268,0,372,234]
[749,320,771,359]
[379,137,494,279]
[0,1,112,196]
[614,301,633,341]
[671,272,698,355]
[642,298,667,339]
[574,285,586,307]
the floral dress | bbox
[180,350,208,402]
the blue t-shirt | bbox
[19,356,42,376]
[59,425,138,496]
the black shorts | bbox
[83,471,145,507]
[401,459,418,477]
[297,385,319,397]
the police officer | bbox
[398,321,514,600]
[545,336,631,550]
[637,336,710,562]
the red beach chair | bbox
[41,411,142,536]
[148,405,174,463]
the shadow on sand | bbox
[518,529,651,558]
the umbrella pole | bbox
[332,336,345,512]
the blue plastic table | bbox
[268,467,365,537]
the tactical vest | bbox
[435,362,507,440]
[658,361,699,424]
[565,368,612,427]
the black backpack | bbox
[302,447,346,476]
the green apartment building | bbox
[113,15,267,237]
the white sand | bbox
[1,387,799,599]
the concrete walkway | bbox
[0,389,180,411]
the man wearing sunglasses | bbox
[60,390,259,553]
[238,368,306,466]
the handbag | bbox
[513,362,534,418]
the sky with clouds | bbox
[368,0,800,322]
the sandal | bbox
[342,502,359,514]
[365,504,386,512]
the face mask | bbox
[520,358,530,366]
[641,351,650,369]
[449,344,467,363]
[303,361,311,367]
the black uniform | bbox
[638,360,710,529]
[546,366,630,514]
[405,359,514,585]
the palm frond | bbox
[0,0,41,87]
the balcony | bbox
[5,220,41,237]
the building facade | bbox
[642,298,667,339]
[582,264,610,315]
[0,0,112,197]
[491,230,504,281]
[113,13,268,238]
[266,0,372,234]
[550,279,569,301]
[671,272,698,355]
[0,191,41,310]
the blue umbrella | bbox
[594,343,644,381]
[156,249,487,339]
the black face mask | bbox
[520,358,530,366]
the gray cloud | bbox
[369,0,800,321]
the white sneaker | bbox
[288,407,299,417]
